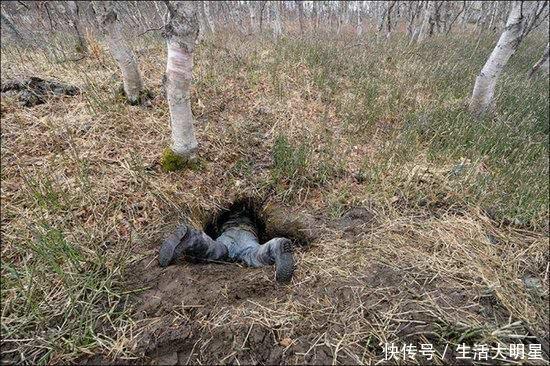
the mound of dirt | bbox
[121,199,317,364]
[336,206,377,236]
[128,251,295,364]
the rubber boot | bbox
[217,212,295,283]
[159,224,228,267]
[242,238,295,283]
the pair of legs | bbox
[159,216,295,283]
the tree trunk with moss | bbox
[164,1,199,162]
[95,2,143,105]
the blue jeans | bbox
[215,227,266,267]
[215,226,287,267]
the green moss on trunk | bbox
[160,148,202,172]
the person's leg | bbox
[159,218,295,283]
[239,238,295,283]
[216,227,261,262]
[159,224,228,267]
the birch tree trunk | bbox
[469,1,529,117]
[428,2,439,36]
[67,1,87,53]
[197,1,209,41]
[203,1,215,33]
[357,7,363,37]
[164,1,200,160]
[229,3,246,34]
[95,2,143,105]
[487,2,498,32]
[385,1,396,38]
[272,1,283,38]
[416,1,436,43]
[1,12,25,42]
[296,0,305,35]
[460,2,471,29]
[434,1,444,33]
[406,2,417,39]
[248,1,256,34]
[529,43,550,78]
[445,1,467,34]
[259,1,267,31]
[312,1,319,30]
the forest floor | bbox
[1,29,549,365]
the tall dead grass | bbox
[1,27,548,363]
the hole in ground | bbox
[203,197,311,246]
[204,197,267,240]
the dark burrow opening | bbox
[203,197,311,246]
[204,198,267,241]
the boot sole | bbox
[275,240,294,283]
[159,225,188,267]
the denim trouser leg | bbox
[192,231,229,260]
[216,228,267,267]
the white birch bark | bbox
[385,1,396,39]
[488,2,498,31]
[248,1,256,34]
[95,2,143,105]
[165,1,199,158]
[529,43,549,78]
[229,3,246,34]
[67,1,87,52]
[272,1,283,38]
[296,0,304,35]
[258,1,267,32]
[312,1,319,29]
[357,7,363,37]
[406,2,417,39]
[445,1,467,34]
[203,1,215,33]
[417,1,436,42]
[459,2,469,29]
[337,2,344,35]
[1,12,24,42]
[469,1,530,117]
[197,1,215,41]
[197,2,207,41]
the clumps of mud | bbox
[1,76,79,107]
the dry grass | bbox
[1,27,548,364]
